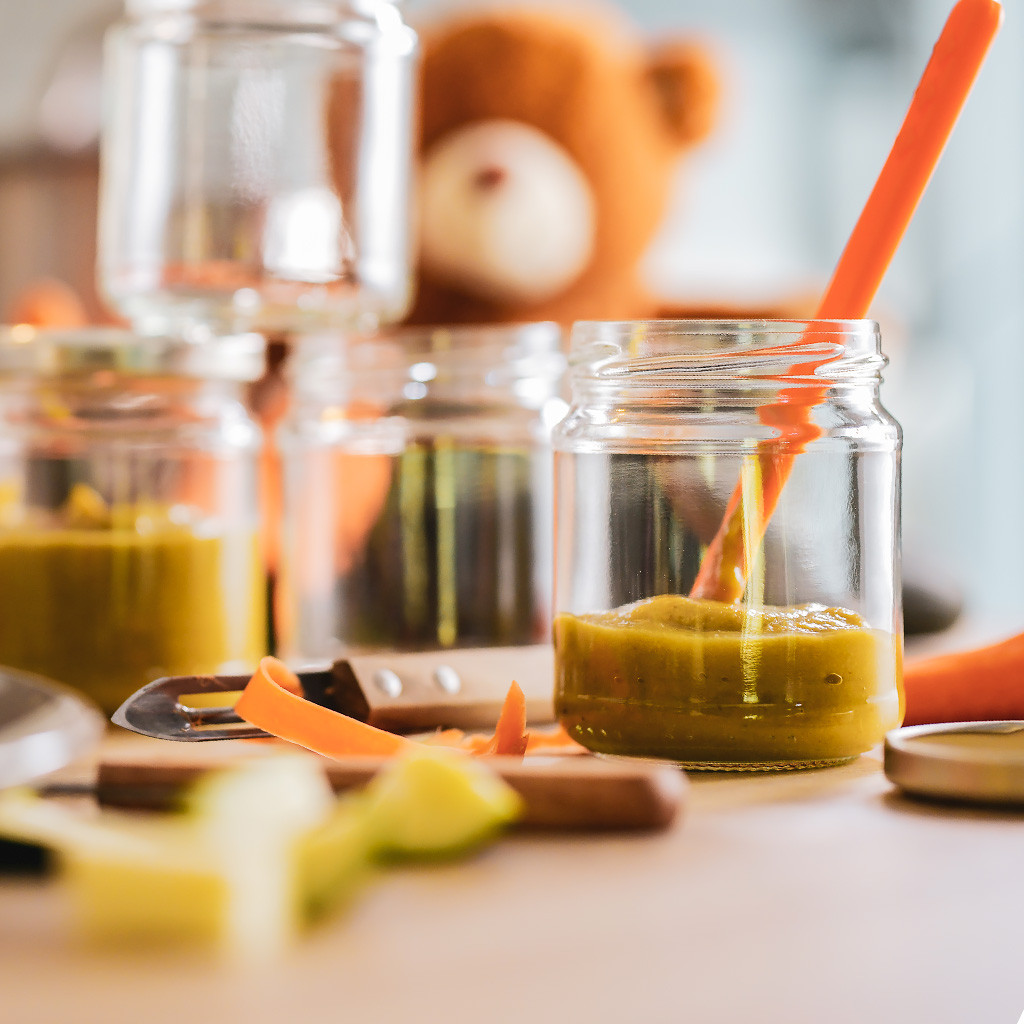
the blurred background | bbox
[0,0,1018,629]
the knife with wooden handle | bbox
[112,645,556,741]
[96,745,686,831]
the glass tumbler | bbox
[0,326,267,713]
[553,320,903,769]
[276,323,566,664]
[99,0,418,335]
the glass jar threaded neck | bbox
[291,322,565,409]
[567,319,886,402]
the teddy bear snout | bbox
[418,119,596,306]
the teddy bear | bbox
[405,4,719,326]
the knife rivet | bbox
[373,669,403,698]
[433,665,461,695]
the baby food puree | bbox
[555,594,902,767]
[0,485,265,714]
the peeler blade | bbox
[111,673,269,741]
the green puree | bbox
[555,594,902,767]
[0,490,265,714]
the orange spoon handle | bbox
[817,0,1004,320]
[691,0,1003,603]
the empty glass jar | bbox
[99,0,418,335]
[276,323,566,664]
[553,320,903,769]
[0,327,267,713]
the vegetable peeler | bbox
[112,645,556,741]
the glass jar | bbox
[276,323,566,664]
[99,0,418,335]
[0,326,267,713]
[553,320,903,769]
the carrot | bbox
[235,656,413,758]
[425,684,532,756]
[420,728,467,746]
[458,734,494,755]
[479,682,529,757]
[7,278,88,328]
[238,664,551,762]
[903,632,1024,727]
[420,709,585,756]
[331,404,393,566]
[525,724,587,755]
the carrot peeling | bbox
[235,656,413,759]
[421,728,467,747]
[426,684,534,757]
[525,724,587,755]
[479,681,529,757]
[237,665,563,763]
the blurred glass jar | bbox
[0,327,267,713]
[276,323,566,664]
[553,320,903,769]
[99,0,418,335]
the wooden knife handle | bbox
[97,749,686,832]
[338,645,556,731]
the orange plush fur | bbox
[407,5,719,326]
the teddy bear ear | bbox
[645,41,720,147]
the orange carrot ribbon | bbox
[236,658,576,761]
[475,682,529,757]
[235,657,413,759]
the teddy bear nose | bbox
[418,119,596,306]
[473,166,507,191]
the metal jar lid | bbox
[0,327,265,382]
[884,721,1024,807]
[0,667,105,789]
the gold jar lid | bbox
[0,327,265,382]
[884,721,1024,807]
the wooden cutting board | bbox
[94,734,686,831]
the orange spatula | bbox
[691,0,1004,602]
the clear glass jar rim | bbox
[292,321,565,385]
[571,318,880,351]
[0,326,265,382]
[568,318,884,385]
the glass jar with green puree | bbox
[553,320,902,769]
[0,327,267,713]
